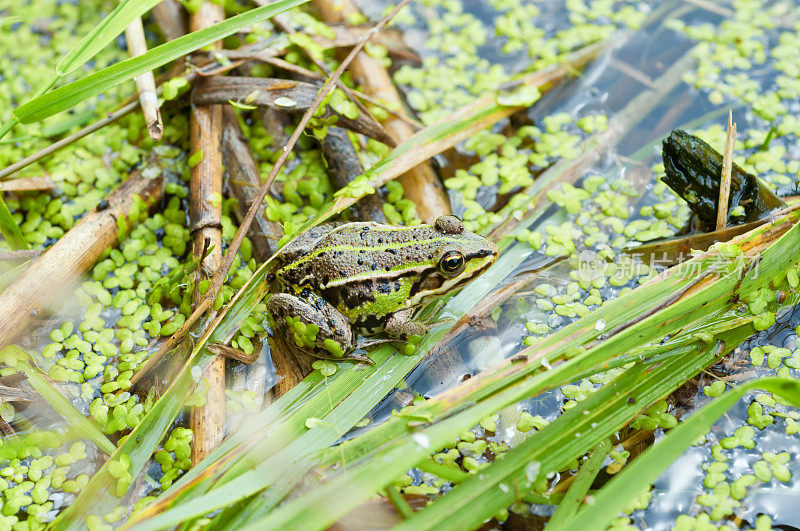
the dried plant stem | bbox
[219,108,307,396]
[322,127,387,222]
[313,0,452,223]
[189,1,226,466]
[717,110,736,231]
[152,0,187,42]
[220,107,283,261]
[142,0,414,385]
[0,169,163,348]
[219,50,422,130]
[125,17,163,140]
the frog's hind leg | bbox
[267,292,355,360]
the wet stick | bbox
[322,126,387,222]
[189,1,226,466]
[220,107,283,261]
[125,17,163,140]
[220,108,296,398]
[717,110,736,230]
[0,168,163,348]
[313,0,452,223]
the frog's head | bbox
[407,216,498,307]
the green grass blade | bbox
[0,193,28,250]
[558,378,800,531]
[12,0,310,124]
[547,439,611,528]
[57,0,161,75]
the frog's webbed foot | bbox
[267,292,356,360]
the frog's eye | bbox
[439,251,465,275]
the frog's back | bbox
[277,222,438,285]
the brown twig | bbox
[322,126,387,222]
[139,0,413,392]
[268,11,386,145]
[206,342,259,365]
[717,110,736,231]
[152,0,188,42]
[189,1,226,467]
[313,0,451,222]
[0,166,163,347]
[0,101,139,181]
[192,76,395,145]
[125,17,163,140]
[219,50,423,130]
[220,106,283,260]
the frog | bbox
[266,215,498,363]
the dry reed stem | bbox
[152,0,187,42]
[193,76,394,145]
[220,108,305,396]
[125,17,163,141]
[0,169,163,348]
[220,107,283,261]
[322,126,387,222]
[189,1,226,466]
[313,0,452,223]
[717,110,736,231]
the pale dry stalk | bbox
[125,17,163,140]
[717,110,736,231]
[189,1,226,466]
[313,0,452,222]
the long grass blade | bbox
[12,0,310,124]
[57,0,162,75]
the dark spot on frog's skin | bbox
[428,254,433,260]
[377,282,391,294]
[357,259,364,266]
[360,249,366,254]
[371,263,378,270]
[378,238,384,244]
[97,199,110,211]
[334,250,344,256]
[322,276,330,285]
[300,288,312,298]
[386,249,397,255]
[339,270,346,276]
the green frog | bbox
[267,215,498,362]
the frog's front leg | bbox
[384,309,429,340]
[268,291,360,361]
